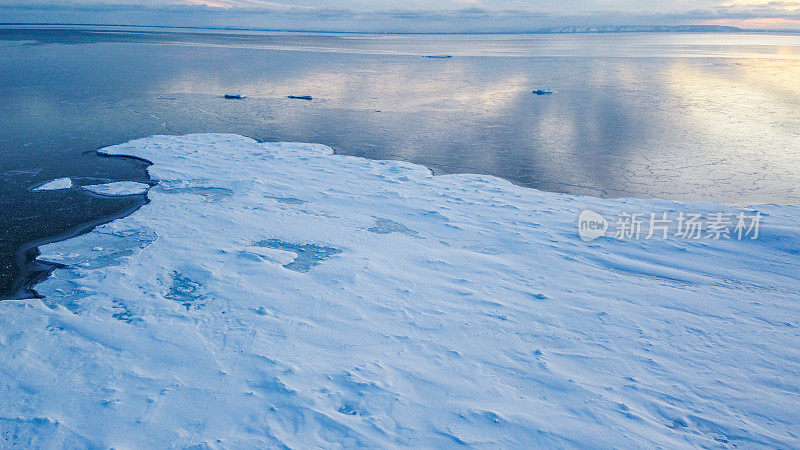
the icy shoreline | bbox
[2,134,799,447]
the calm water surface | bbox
[1,27,800,297]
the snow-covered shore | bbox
[1,134,799,448]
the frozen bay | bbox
[1,134,798,447]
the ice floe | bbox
[81,181,150,196]
[31,177,72,191]
[2,133,799,448]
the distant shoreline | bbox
[5,22,798,35]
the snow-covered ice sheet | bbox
[81,181,150,196]
[1,134,799,448]
[31,177,72,191]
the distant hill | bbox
[538,25,743,34]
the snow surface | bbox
[32,177,72,191]
[81,181,151,196]
[2,134,799,448]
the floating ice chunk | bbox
[6,168,42,177]
[32,177,72,191]
[224,93,246,99]
[81,181,150,196]
[288,95,313,100]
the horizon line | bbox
[5,22,798,35]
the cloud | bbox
[1,0,800,31]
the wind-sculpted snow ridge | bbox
[1,134,799,448]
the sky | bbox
[1,0,800,32]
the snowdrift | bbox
[2,134,798,448]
